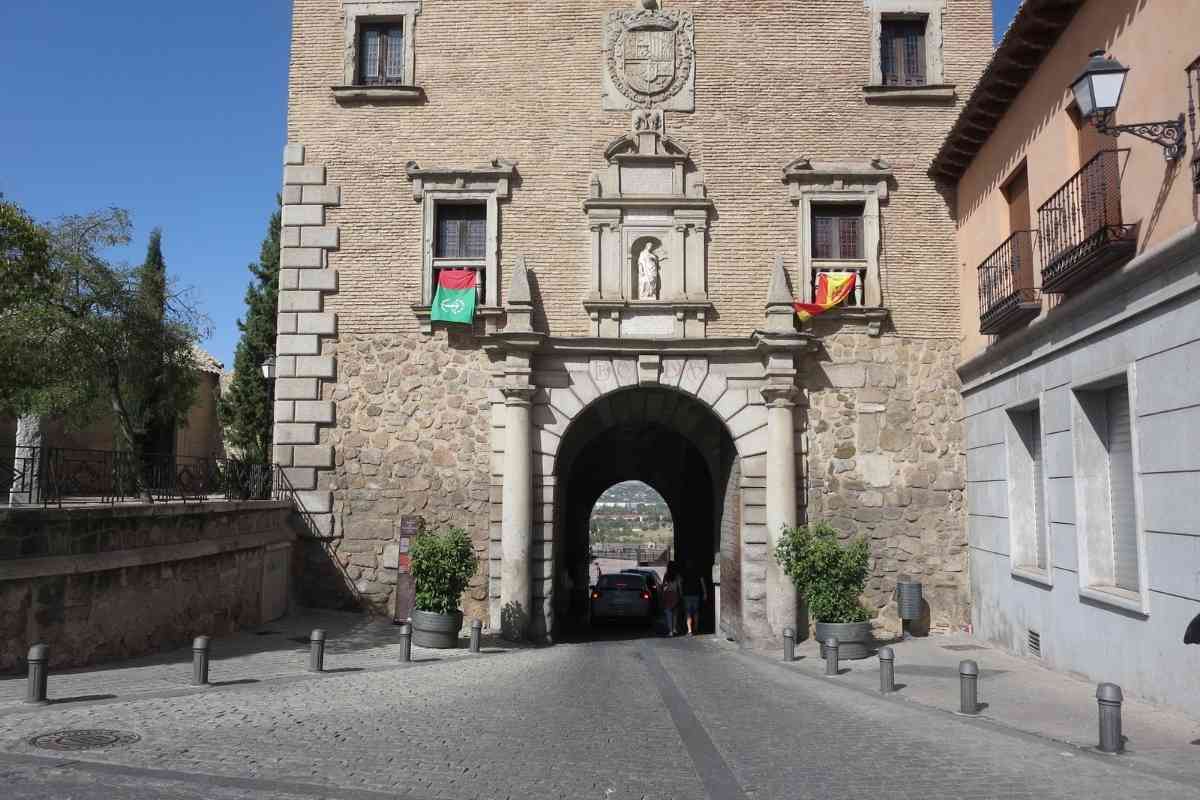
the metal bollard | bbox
[782,627,795,662]
[958,659,979,714]
[469,619,482,653]
[878,646,895,693]
[308,629,326,673]
[25,643,49,705]
[192,636,211,686]
[1097,683,1124,754]
[824,637,840,676]
[398,622,412,663]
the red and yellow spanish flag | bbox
[794,272,857,322]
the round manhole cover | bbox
[29,729,141,751]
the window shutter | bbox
[464,214,486,259]
[361,29,381,82]
[813,215,834,260]
[1030,414,1047,571]
[385,26,405,81]
[839,216,863,260]
[880,24,899,85]
[904,24,925,85]
[1106,386,1138,592]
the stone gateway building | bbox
[276,0,991,646]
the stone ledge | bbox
[0,528,295,581]
[331,85,425,104]
[862,84,957,103]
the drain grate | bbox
[30,729,141,752]
[941,644,986,652]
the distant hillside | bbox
[590,481,672,544]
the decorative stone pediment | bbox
[582,112,713,339]
[601,1,696,112]
[782,158,893,200]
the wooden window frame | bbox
[357,22,405,86]
[880,17,928,87]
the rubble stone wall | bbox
[805,329,967,635]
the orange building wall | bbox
[955,0,1200,360]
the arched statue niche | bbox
[632,236,663,301]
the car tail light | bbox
[641,591,651,600]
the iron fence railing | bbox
[3,446,287,508]
[978,229,1040,333]
[1037,149,1136,293]
[590,542,672,564]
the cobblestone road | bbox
[1,633,1195,799]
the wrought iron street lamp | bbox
[1071,50,1187,161]
[260,355,277,381]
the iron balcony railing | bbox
[1037,149,1137,294]
[978,229,1042,335]
[2,446,287,508]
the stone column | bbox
[763,388,799,639]
[500,386,534,641]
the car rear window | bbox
[597,575,647,590]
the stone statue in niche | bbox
[637,241,660,300]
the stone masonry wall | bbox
[0,503,296,672]
[304,331,494,621]
[805,331,967,635]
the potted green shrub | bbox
[774,521,874,659]
[409,528,478,649]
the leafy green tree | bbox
[0,207,209,500]
[219,202,281,462]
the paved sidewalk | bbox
[0,608,503,713]
[780,632,1200,785]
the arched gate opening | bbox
[552,386,740,639]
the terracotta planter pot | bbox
[411,609,463,649]
[815,620,874,660]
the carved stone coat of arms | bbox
[601,5,695,112]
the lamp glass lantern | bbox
[1071,50,1129,122]
[260,356,277,381]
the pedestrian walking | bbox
[660,561,682,637]
[682,559,708,636]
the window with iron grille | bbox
[435,204,487,260]
[358,23,405,86]
[812,204,864,260]
[880,18,927,87]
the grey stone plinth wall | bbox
[0,503,296,672]
[805,331,967,636]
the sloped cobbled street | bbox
[0,635,1195,800]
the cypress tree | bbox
[219,201,281,462]
[129,228,172,456]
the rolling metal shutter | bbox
[1106,386,1138,592]
[1030,414,1047,570]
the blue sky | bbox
[0,1,1019,369]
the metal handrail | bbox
[4,446,284,508]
